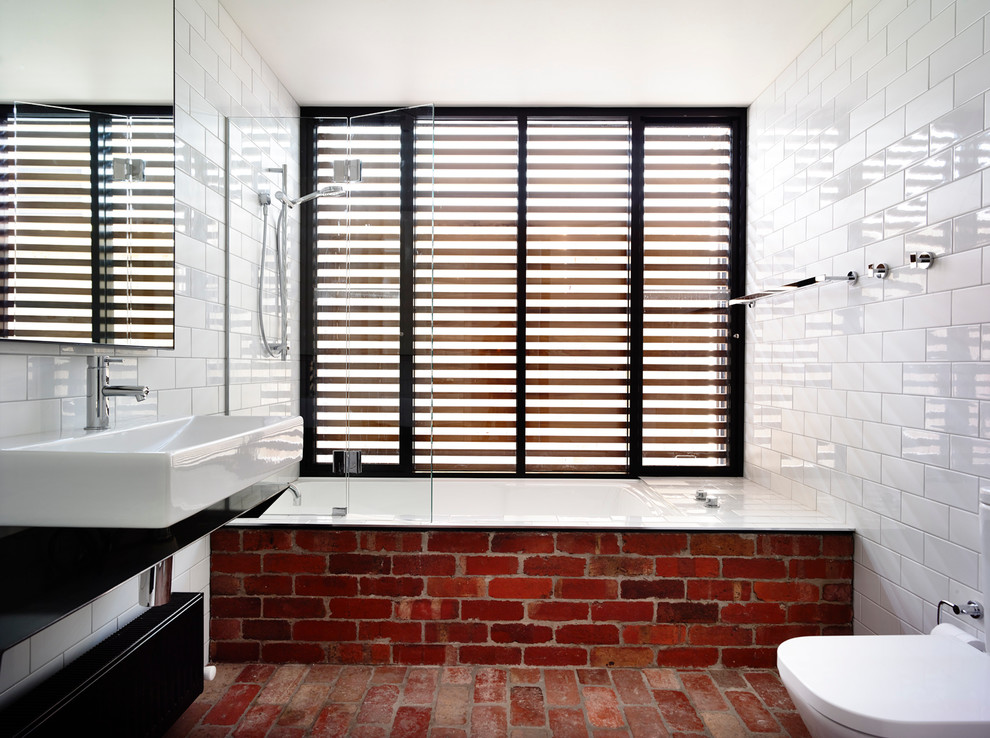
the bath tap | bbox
[85,356,150,430]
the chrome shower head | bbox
[275,185,345,208]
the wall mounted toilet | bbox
[777,490,990,737]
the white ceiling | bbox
[225,0,850,107]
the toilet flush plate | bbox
[778,635,990,738]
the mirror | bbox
[0,0,175,347]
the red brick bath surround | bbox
[210,529,853,669]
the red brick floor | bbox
[165,664,810,737]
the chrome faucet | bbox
[85,356,150,430]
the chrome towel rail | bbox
[729,272,858,306]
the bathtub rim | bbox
[233,475,851,532]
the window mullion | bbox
[91,113,111,344]
[515,115,528,475]
[629,117,645,477]
[399,114,416,473]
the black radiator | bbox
[0,592,204,737]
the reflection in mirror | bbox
[0,0,175,347]
[2,103,175,346]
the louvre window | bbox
[306,109,743,476]
[1,107,174,346]
[416,118,520,472]
[642,125,732,466]
[525,119,632,473]
[313,118,404,465]
[103,115,175,346]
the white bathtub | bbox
[242,476,850,530]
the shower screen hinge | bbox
[332,159,362,183]
[332,449,362,475]
[113,157,146,182]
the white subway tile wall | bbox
[747,0,990,639]
[0,0,300,708]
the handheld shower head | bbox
[275,185,345,208]
[259,183,346,361]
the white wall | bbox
[0,0,300,707]
[746,0,990,639]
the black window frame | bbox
[300,106,747,478]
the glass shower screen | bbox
[311,106,435,520]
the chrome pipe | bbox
[139,557,173,607]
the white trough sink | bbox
[0,415,303,528]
